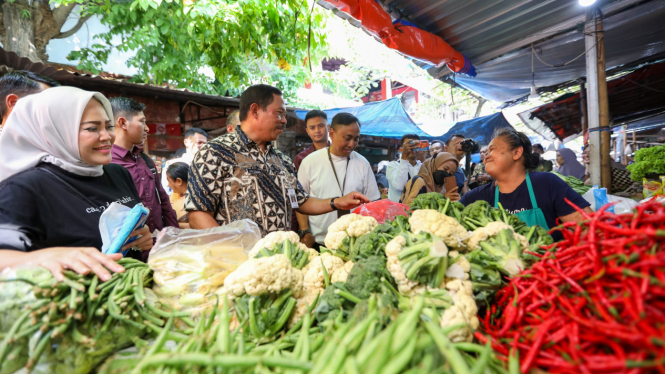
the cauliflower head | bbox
[287,288,321,328]
[302,253,345,291]
[385,235,421,296]
[440,279,479,342]
[223,254,303,299]
[409,209,470,249]
[467,221,528,251]
[249,231,299,258]
[325,214,378,249]
[331,260,355,283]
[445,250,471,281]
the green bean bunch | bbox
[122,294,509,374]
[0,258,179,374]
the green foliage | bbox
[409,193,464,221]
[233,290,297,341]
[54,0,330,100]
[253,239,310,269]
[627,145,665,182]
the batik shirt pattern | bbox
[184,128,309,235]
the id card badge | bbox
[287,188,299,208]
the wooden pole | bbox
[584,9,602,188]
[595,11,612,192]
[622,125,628,165]
[579,79,588,136]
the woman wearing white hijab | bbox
[0,86,153,282]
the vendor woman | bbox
[460,128,592,241]
[0,86,153,282]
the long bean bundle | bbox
[0,258,180,374]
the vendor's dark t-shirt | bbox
[460,172,590,241]
[0,163,141,253]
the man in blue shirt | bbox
[446,134,469,195]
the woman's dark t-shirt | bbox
[461,172,590,241]
[0,163,141,252]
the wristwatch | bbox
[330,197,339,211]
[298,229,311,239]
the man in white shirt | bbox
[161,128,208,195]
[298,112,381,247]
[386,134,423,202]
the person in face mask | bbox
[400,152,460,205]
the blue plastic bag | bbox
[592,186,614,213]
[99,203,150,256]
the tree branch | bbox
[54,14,92,39]
[52,3,76,29]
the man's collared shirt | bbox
[185,127,309,236]
[111,144,179,233]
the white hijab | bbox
[0,86,114,182]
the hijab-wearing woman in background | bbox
[400,152,459,205]
[460,128,592,241]
[0,86,153,282]
[556,148,586,180]
[166,162,190,229]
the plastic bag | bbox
[643,178,662,198]
[593,186,613,213]
[582,186,640,214]
[99,202,149,255]
[352,200,409,224]
[148,219,261,317]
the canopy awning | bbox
[294,98,428,138]
[418,113,514,146]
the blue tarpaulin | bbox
[294,98,429,138]
[426,113,513,146]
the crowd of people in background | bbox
[0,70,608,279]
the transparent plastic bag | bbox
[99,202,149,255]
[148,219,261,317]
[582,186,640,214]
[352,200,409,224]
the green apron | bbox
[494,173,549,229]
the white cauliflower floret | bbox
[324,214,378,250]
[331,261,355,283]
[385,235,421,296]
[249,231,301,258]
[302,253,345,291]
[409,210,470,249]
[467,222,525,250]
[288,288,321,328]
[440,279,479,342]
[223,254,303,299]
[445,250,471,281]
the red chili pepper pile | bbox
[477,200,665,374]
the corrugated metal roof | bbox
[322,0,663,102]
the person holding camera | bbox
[469,146,492,189]
[460,128,592,241]
[386,134,423,202]
[446,134,470,195]
[400,152,460,205]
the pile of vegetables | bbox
[99,296,511,374]
[552,171,591,195]
[13,190,665,374]
[626,143,665,182]
[0,258,185,374]
[478,200,665,373]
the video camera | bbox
[460,138,480,180]
[460,138,480,154]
